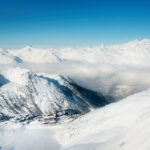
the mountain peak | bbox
[24,45,33,51]
[0,67,109,117]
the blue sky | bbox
[0,0,150,48]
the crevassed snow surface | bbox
[1,88,150,150]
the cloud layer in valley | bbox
[1,39,150,100]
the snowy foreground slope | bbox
[1,88,150,150]
[58,89,150,150]
[0,67,108,118]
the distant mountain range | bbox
[0,39,150,65]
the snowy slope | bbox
[10,46,62,63]
[0,67,108,117]
[0,48,22,64]
[1,88,150,150]
[55,88,150,150]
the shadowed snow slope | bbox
[0,67,109,117]
[0,74,9,87]
[1,88,150,150]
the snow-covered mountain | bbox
[0,48,22,64]
[0,67,109,118]
[3,39,150,66]
[0,39,150,103]
[10,45,62,63]
[1,39,150,150]
[0,39,150,114]
[1,39,150,66]
[56,39,150,66]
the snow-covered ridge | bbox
[0,48,22,64]
[0,67,109,118]
[1,39,150,65]
[10,45,62,63]
[57,39,150,66]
